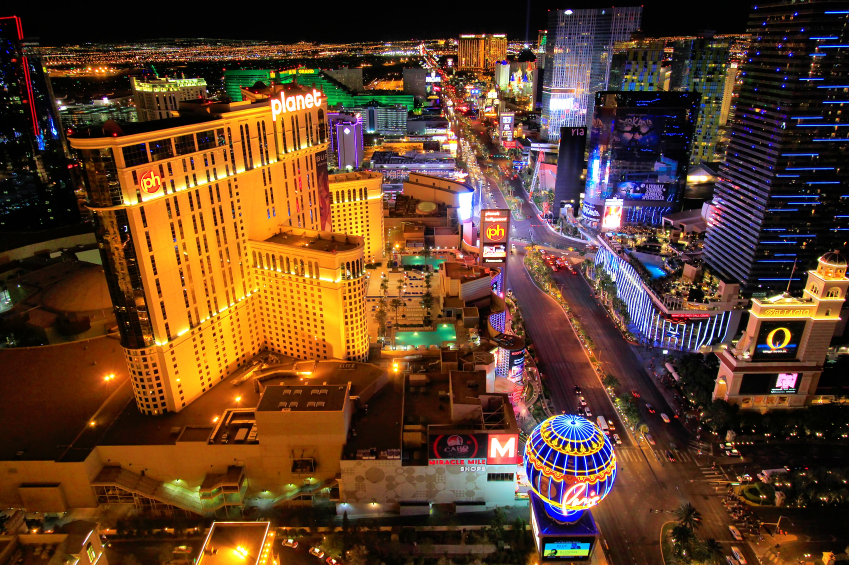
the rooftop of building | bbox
[371,151,455,165]
[343,376,404,460]
[405,173,474,195]
[257,384,349,412]
[100,358,386,448]
[69,114,221,139]
[196,522,271,565]
[328,171,382,184]
[388,195,449,218]
[450,370,488,406]
[262,229,362,253]
[442,262,492,283]
[0,336,132,462]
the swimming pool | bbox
[395,324,457,348]
[401,256,447,270]
[645,264,667,279]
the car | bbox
[645,403,656,413]
[645,433,656,445]
[728,526,743,541]
[309,547,325,559]
[326,559,340,565]
[631,389,641,398]
[579,396,587,406]
[726,448,740,457]
[283,539,299,549]
[574,385,582,394]
[725,557,740,565]
[665,450,676,462]
[660,413,671,423]
[731,547,747,564]
[577,406,585,415]
[612,434,622,445]
[584,407,592,417]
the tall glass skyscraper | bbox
[0,16,79,231]
[703,1,849,296]
[541,6,642,141]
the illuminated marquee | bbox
[761,307,813,317]
[139,170,162,194]
[271,89,323,121]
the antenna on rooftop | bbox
[784,258,797,296]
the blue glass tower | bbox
[703,1,849,295]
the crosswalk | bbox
[614,446,698,464]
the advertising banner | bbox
[602,199,623,230]
[429,433,520,465]
[542,539,593,560]
[739,373,802,395]
[610,181,671,202]
[315,150,332,231]
[480,209,511,268]
[752,320,807,361]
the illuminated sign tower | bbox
[525,415,617,562]
[714,252,848,409]
[479,209,511,295]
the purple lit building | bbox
[328,111,363,171]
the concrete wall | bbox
[0,233,96,265]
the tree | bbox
[422,246,433,271]
[374,299,388,339]
[347,545,370,565]
[699,537,725,564]
[390,298,403,326]
[670,525,696,559]
[342,510,350,533]
[396,278,405,298]
[702,399,738,433]
[420,292,434,326]
[675,502,702,531]
[602,374,621,391]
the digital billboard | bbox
[739,373,802,395]
[542,539,593,560]
[602,199,623,230]
[752,320,807,361]
[480,209,511,268]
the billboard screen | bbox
[429,433,520,465]
[480,209,511,268]
[315,150,332,231]
[602,199,623,230]
[542,539,593,560]
[739,373,802,395]
[610,181,671,201]
[483,244,507,258]
[752,320,806,361]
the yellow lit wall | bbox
[328,171,384,263]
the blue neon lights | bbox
[781,153,819,156]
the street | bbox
[476,171,757,565]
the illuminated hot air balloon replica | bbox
[524,414,617,523]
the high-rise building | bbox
[608,38,668,92]
[554,125,588,218]
[402,68,428,97]
[350,102,407,135]
[541,7,642,141]
[458,34,507,71]
[69,86,370,416]
[327,111,364,171]
[0,16,79,231]
[582,91,699,227]
[670,36,731,164]
[130,76,208,122]
[328,171,384,263]
[703,2,849,296]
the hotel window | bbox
[122,143,149,167]
[149,138,174,162]
[197,130,217,151]
[175,134,196,156]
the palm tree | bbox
[422,246,433,271]
[390,298,403,326]
[699,537,725,564]
[670,524,696,559]
[675,502,702,531]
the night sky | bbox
[12,0,753,45]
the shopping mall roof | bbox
[257,384,349,412]
[0,336,132,462]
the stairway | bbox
[92,466,206,515]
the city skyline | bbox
[14,0,752,45]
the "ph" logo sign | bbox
[486,223,506,241]
[139,170,162,194]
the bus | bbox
[597,416,610,435]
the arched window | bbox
[826,309,832,317]
[258,254,264,269]
[272,255,277,271]
[827,288,841,298]
[265,253,270,269]
[252,250,257,268]
[286,257,291,273]
[360,188,364,200]
[347,189,352,202]
[308,262,313,279]
[300,259,305,276]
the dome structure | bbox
[42,265,113,314]
[820,251,847,267]
[524,415,617,521]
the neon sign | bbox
[485,223,507,241]
[271,89,323,121]
[139,170,162,194]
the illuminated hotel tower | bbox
[703,1,849,295]
[70,85,369,416]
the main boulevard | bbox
[479,177,758,565]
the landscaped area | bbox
[394,324,457,348]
